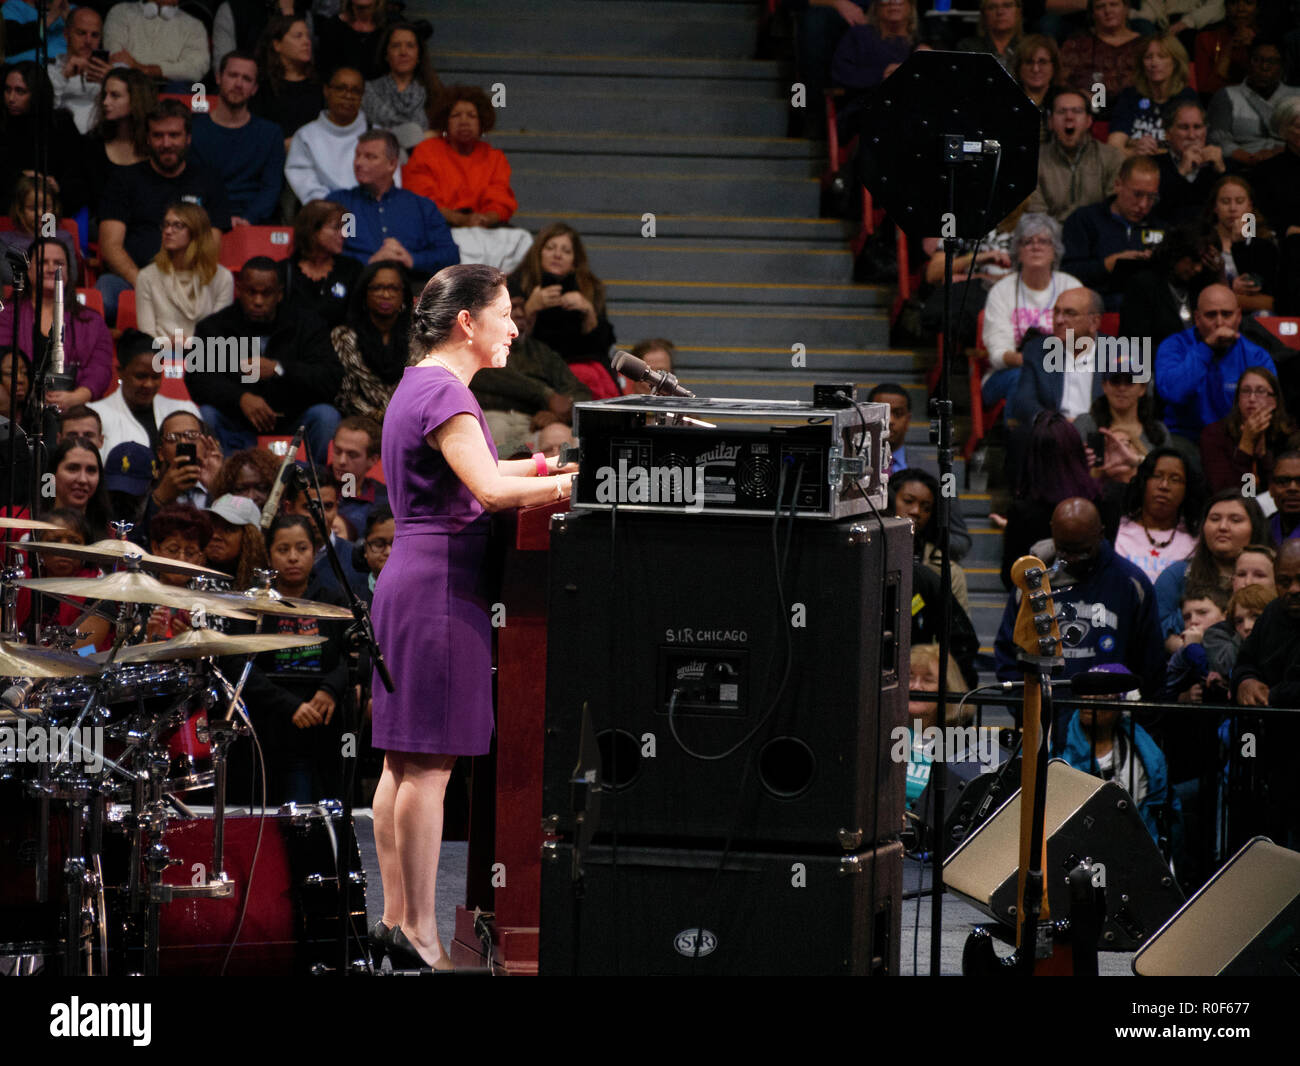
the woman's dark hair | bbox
[409,264,507,363]
[1185,487,1269,591]
[888,467,941,545]
[364,504,394,539]
[374,20,443,115]
[268,512,319,550]
[1226,365,1297,450]
[45,438,112,541]
[1201,174,1274,241]
[150,503,213,550]
[1123,447,1204,533]
[1088,378,1166,444]
[25,236,86,299]
[91,66,156,155]
[1017,411,1101,504]
[257,14,316,90]
[428,83,494,134]
[348,259,413,383]
[514,223,605,316]
[209,515,270,588]
[0,61,55,127]
[116,329,159,371]
[210,448,283,499]
[292,199,345,259]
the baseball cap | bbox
[206,493,262,527]
[105,442,155,495]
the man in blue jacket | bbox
[1061,155,1167,311]
[329,129,459,281]
[995,497,1166,747]
[1154,283,1276,442]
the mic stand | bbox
[288,459,394,975]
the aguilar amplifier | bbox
[570,396,890,518]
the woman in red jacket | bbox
[1200,366,1300,494]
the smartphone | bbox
[1239,273,1262,289]
[92,48,109,62]
[176,442,199,465]
[541,271,577,293]
[1086,431,1104,467]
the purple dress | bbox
[370,366,498,754]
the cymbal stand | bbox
[206,656,257,886]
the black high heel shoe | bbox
[370,920,393,967]
[389,926,454,971]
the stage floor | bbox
[349,814,1134,976]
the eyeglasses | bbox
[160,220,189,231]
[328,84,364,96]
[1020,236,1055,248]
[1238,386,1274,398]
[365,538,392,552]
[158,542,205,562]
[163,430,202,443]
[1022,57,1053,67]
[367,283,403,294]
[1054,308,1097,320]
[1152,473,1186,486]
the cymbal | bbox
[0,516,63,532]
[17,572,258,620]
[106,629,327,663]
[19,539,225,579]
[0,640,103,678]
[209,588,354,621]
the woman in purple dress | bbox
[370,263,575,970]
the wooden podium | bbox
[450,498,566,974]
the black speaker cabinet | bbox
[1134,837,1300,976]
[539,840,903,975]
[944,760,1185,951]
[544,510,912,850]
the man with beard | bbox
[1026,90,1126,224]
[97,99,232,320]
[994,497,1166,745]
[191,51,285,225]
[189,257,342,465]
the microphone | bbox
[261,426,305,530]
[1,677,37,712]
[611,351,694,398]
[1066,667,1141,697]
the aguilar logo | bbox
[696,443,740,466]
[675,660,708,682]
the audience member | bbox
[1114,447,1201,581]
[1117,223,1213,344]
[213,0,311,75]
[995,497,1166,726]
[285,479,367,598]
[402,85,533,273]
[279,199,360,328]
[1203,579,1275,682]
[97,99,233,321]
[890,467,970,609]
[362,20,441,153]
[329,416,387,535]
[102,0,210,85]
[1231,542,1277,590]
[1155,282,1276,441]
[1058,0,1143,114]
[1026,90,1126,223]
[983,214,1082,408]
[0,60,87,217]
[0,239,111,412]
[785,0,868,138]
[355,503,393,603]
[190,257,342,464]
[918,221,1016,343]
[47,5,107,133]
[203,492,268,588]
[330,129,459,278]
[1266,451,1300,543]
[1156,101,1225,223]
[1251,96,1300,315]
[41,435,112,540]
[285,65,369,206]
[1074,366,1173,481]
[1155,487,1268,641]
[1132,0,1221,40]
[144,504,211,606]
[1107,32,1197,154]
[88,329,200,457]
[131,408,214,548]
[85,67,155,212]
[1200,175,1278,313]
[191,50,286,225]
[903,642,971,808]
[59,404,102,449]
[470,288,592,461]
[1192,0,1258,96]
[1016,34,1061,141]
[103,440,153,524]
[829,0,924,137]
[315,0,387,81]
[251,14,323,145]
[909,558,982,689]
[1166,587,1227,700]
[15,509,112,651]
[134,202,235,341]
[512,223,619,399]
[209,446,280,512]
[3,0,67,64]
[331,259,410,420]
[2,175,80,280]
[1207,39,1299,167]
[0,349,30,431]
[1062,155,1167,311]
[957,0,1023,73]
[1200,368,1299,492]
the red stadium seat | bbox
[1259,317,1300,351]
[75,287,104,317]
[117,290,138,331]
[220,227,294,272]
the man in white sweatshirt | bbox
[285,66,399,207]
[102,0,210,86]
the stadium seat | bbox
[220,227,294,272]
[117,290,138,331]
[75,287,105,317]
[1259,317,1300,351]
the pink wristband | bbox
[532,451,548,477]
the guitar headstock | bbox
[1011,555,1063,660]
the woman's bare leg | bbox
[372,752,403,928]
[393,751,456,964]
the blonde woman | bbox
[1107,33,1197,154]
[134,202,234,342]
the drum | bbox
[112,808,367,976]
[33,663,204,736]
[162,710,212,793]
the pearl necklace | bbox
[423,356,464,382]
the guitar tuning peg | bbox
[1030,592,1049,611]
[1034,614,1055,635]
[1055,603,1078,623]
[1037,635,1059,655]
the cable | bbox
[219,697,267,977]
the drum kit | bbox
[0,518,368,976]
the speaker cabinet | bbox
[944,760,1185,951]
[1134,838,1300,976]
[539,840,903,976]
